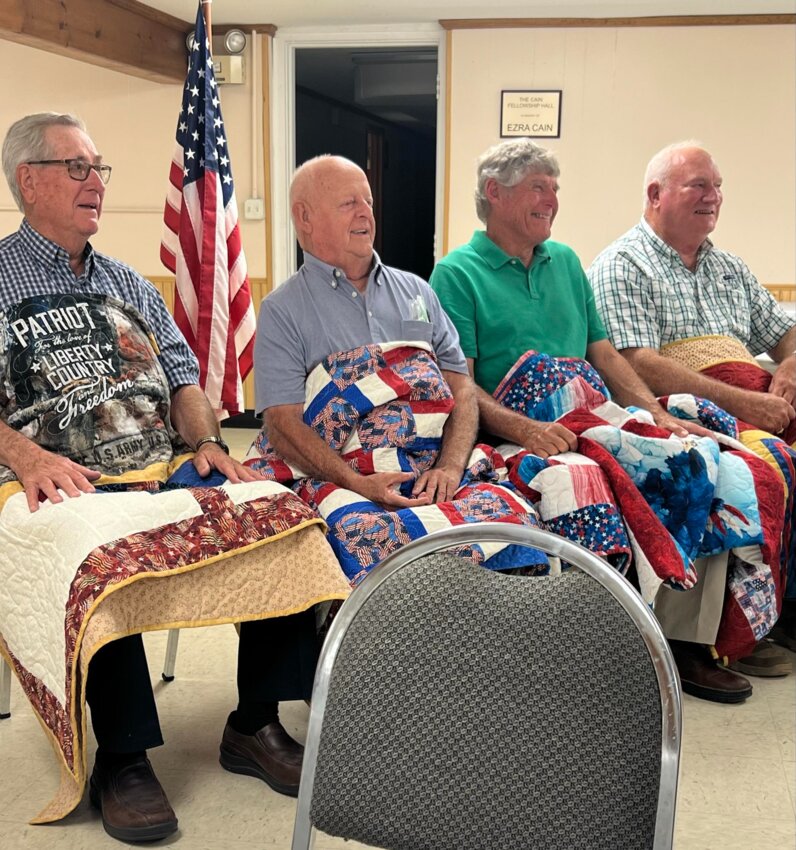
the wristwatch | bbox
[194,435,230,454]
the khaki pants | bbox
[653,553,729,645]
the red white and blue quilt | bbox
[494,350,790,661]
[246,343,543,585]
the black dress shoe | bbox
[89,754,178,843]
[219,718,303,796]
[669,640,753,704]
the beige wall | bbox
[3,23,794,287]
[447,24,796,283]
[0,39,267,279]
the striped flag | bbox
[161,3,255,418]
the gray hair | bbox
[474,138,560,223]
[2,112,86,210]
[643,139,707,207]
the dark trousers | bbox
[85,609,318,754]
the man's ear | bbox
[292,200,311,234]
[646,180,661,207]
[16,164,36,205]
[484,178,501,205]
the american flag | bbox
[161,3,255,418]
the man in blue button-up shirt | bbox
[256,154,478,507]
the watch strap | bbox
[194,435,230,454]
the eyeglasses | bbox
[26,159,112,184]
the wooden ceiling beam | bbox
[0,0,190,83]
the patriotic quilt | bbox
[661,333,796,446]
[660,333,796,598]
[246,342,544,585]
[0,298,348,823]
[493,350,790,661]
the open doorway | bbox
[294,47,438,281]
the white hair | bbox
[643,139,708,208]
[2,112,86,211]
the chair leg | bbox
[1,657,11,719]
[161,629,180,682]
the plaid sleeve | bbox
[742,261,796,355]
[588,252,662,351]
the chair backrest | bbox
[292,523,681,850]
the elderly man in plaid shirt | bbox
[588,140,796,678]
[0,113,321,844]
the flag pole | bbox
[201,0,212,49]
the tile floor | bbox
[1,428,794,849]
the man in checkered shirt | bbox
[588,141,796,677]
[0,113,324,843]
[588,141,796,437]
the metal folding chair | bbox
[292,522,681,850]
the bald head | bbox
[290,155,366,214]
[290,155,375,280]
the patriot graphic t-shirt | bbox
[0,293,186,483]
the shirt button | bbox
[368,311,373,317]
[331,281,337,289]
[510,259,517,265]
[351,291,357,298]
[333,269,341,278]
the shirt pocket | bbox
[401,319,434,345]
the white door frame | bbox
[270,24,446,287]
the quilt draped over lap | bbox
[245,342,544,585]
[661,333,796,447]
[491,350,791,661]
[0,293,349,823]
[660,333,796,597]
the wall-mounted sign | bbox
[500,90,562,138]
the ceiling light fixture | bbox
[223,29,247,55]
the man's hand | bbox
[14,447,101,513]
[735,388,795,435]
[413,464,462,503]
[192,443,265,483]
[651,409,717,440]
[768,356,796,408]
[523,421,578,459]
[355,471,431,509]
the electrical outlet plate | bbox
[244,198,265,220]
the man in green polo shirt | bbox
[429,138,772,702]
[429,138,701,459]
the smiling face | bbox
[292,157,375,279]
[16,124,106,255]
[646,147,722,252]
[484,170,559,262]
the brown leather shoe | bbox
[728,639,792,678]
[669,641,753,704]
[89,754,178,843]
[769,600,796,652]
[219,719,303,797]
